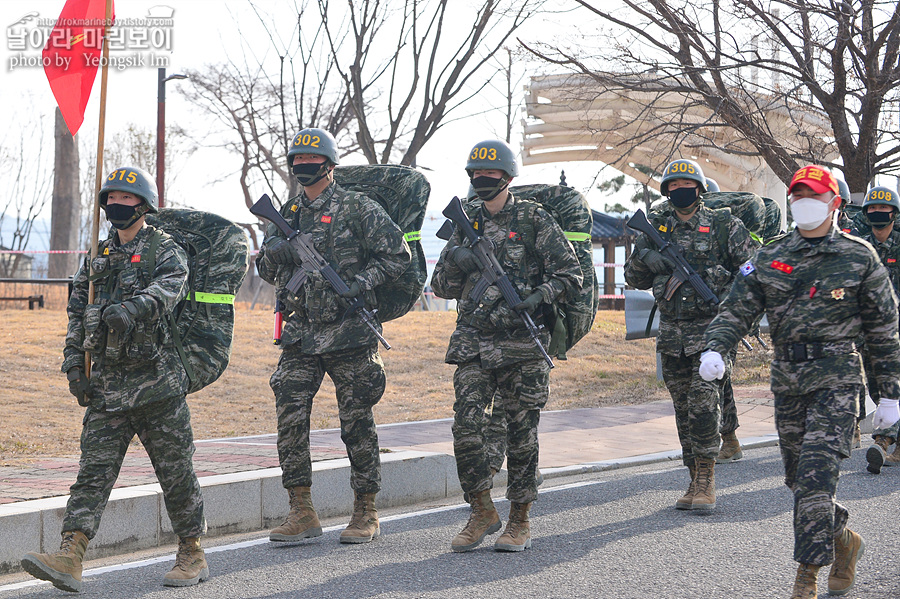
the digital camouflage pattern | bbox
[64,395,204,539]
[334,165,429,322]
[761,197,785,241]
[432,193,582,502]
[256,182,411,354]
[704,226,900,565]
[61,224,204,541]
[702,191,767,241]
[625,202,756,465]
[62,225,190,410]
[270,344,384,493]
[146,209,250,394]
[509,184,599,356]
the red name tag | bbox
[770,260,793,273]
[698,226,710,233]
[131,255,141,263]
[321,215,332,223]
[509,231,517,239]
[889,258,897,264]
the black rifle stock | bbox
[441,196,554,369]
[250,194,391,350]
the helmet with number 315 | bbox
[660,159,707,195]
[465,139,519,178]
[98,166,159,212]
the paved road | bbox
[2,446,897,599]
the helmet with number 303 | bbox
[98,166,159,212]
[465,139,519,177]
[288,128,340,165]
[862,186,900,211]
[660,159,707,195]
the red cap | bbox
[788,165,839,195]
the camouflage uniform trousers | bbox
[63,395,205,539]
[271,343,384,493]
[661,350,728,466]
[720,347,740,435]
[776,385,857,566]
[484,395,509,473]
[452,359,550,504]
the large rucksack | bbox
[333,164,429,322]
[146,209,250,394]
[702,191,768,242]
[508,184,599,359]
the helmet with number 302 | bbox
[98,166,159,212]
[287,128,340,165]
[862,186,900,211]
[465,139,519,177]
[660,159,707,195]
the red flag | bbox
[42,0,115,136]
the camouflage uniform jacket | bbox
[62,225,190,411]
[704,227,900,397]
[863,227,900,298]
[624,203,757,356]
[256,182,411,354]
[431,194,583,369]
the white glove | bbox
[872,399,900,430]
[699,350,726,382]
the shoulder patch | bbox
[739,261,756,276]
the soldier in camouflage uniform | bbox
[21,167,208,592]
[432,140,582,553]
[701,165,899,598]
[257,128,410,545]
[625,159,755,512]
[859,187,900,474]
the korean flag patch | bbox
[739,260,756,276]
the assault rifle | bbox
[441,196,554,369]
[250,194,391,350]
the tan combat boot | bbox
[270,486,323,542]
[163,537,209,587]
[495,502,532,552]
[865,435,893,474]
[340,492,380,544]
[716,431,744,463]
[828,528,864,595]
[885,440,900,467]
[21,530,89,593]
[691,458,716,510]
[451,489,501,552]
[790,563,820,599]
[675,462,696,510]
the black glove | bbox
[639,248,672,275]
[450,246,479,274]
[514,291,543,314]
[340,280,361,299]
[102,296,153,334]
[67,368,92,407]
[265,238,300,265]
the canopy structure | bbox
[522,73,839,207]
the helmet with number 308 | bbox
[98,166,159,212]
[862,186,900,211]
[287,128,340,165]
[660,159,707,195]
[465,140,519,177]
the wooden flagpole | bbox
[85,0,114,377]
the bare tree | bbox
[522,0,900,193]
[318,0,547,166]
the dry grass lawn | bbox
[0,307,770,466]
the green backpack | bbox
[333,164,429,322]
[145,209,250,394]
[509,184,599,359]
[702,191,768,243]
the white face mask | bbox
[791,197,833,230]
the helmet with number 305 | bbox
[98,166,159,212]
[465,140,519,177]
[287,128,340,165]
[660,159,707,195]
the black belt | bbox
[774,340,857,362]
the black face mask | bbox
[292,162,329,187]
[668,187,699,210]
[866,210,894,229]
[470,175,509,201]
[104,203,145,230]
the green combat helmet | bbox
[465,139,519,177]
[862,186,900,229]
[837,177,851,205]
[99,166,158,212]
[659,159,707,195]
[287,128,340,165]
[705,178,720,192]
